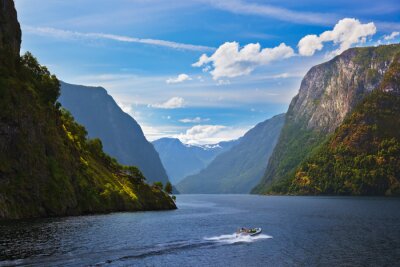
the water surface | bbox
[1,195,400,266]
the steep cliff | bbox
[177,114,285,193]
[59,82,170,184]
[0,0,175,220]
[253,44,400,194]
[0,0,20,54]
[290,55,400,195]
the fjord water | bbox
[1,195,399,266]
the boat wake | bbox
[204,233,273,244]
[93,233,272,265]
[10,233,272,266]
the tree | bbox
[122,166,146,183]
[164,182,173,194]
[20,52,60,104]
[153,181,163,190]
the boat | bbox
[236,227,262,236]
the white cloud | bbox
[179,117,210,123]
[116,101,132,114]
[202,0,337,26]
[298,18,376,56]
[166,73,192,84]
[297,35,323,57]
[270,73,290,79]
[217,79,231,86]
[23,26,215,52]
[192,42,294,79]
[140,124,186,142]
[384,31,399,40]
[150,97,185,109]
[174,124,248,145]
[196,76,205,82]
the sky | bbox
[14,0,400,144]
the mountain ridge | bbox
[59,81,170,184]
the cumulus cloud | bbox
[175,124,248,145]
[298,18,376,56]
[384,31,399,40]
[150,97,185,109]
[192,42,294,79]
[166,73,192,84]
[179,117,210,123]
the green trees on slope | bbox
[290,90,400,195]
[253,44,400,195]
[0,51,175,219]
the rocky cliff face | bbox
[289,45,398,133]
[380,53,400,94]
[0,0,21,54]
[253,44,400,194]
[289,54,400,195]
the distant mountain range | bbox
[59,81,170,184]
[176,114,285,193]
[152,138,239,184]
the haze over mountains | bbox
[59,82,170,184]
[153,138,239,184]
[177,114,285,193]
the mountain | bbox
[177,114,285,193]
[152,138,239,184]
[59,82,169,184]
[0,0,175,220]
[253,44,400,194]
[290,54,400,195]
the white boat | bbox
[236,227,262,236]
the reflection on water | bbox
[1,195,400,266]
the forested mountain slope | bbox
[253,44,400,194]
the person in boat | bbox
[238,227,249,233]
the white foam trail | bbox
[204,233,272,244]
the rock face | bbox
[152,138,238,184]
[253,44,400,194]
[290,46,398,133]
[380,53,400,94]
[0,0,21,54]
[177,114,285,193]
[290,54,400,195]
[59,82,170,184]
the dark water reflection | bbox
[1,195,400,266]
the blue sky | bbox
[15,0,400,144]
